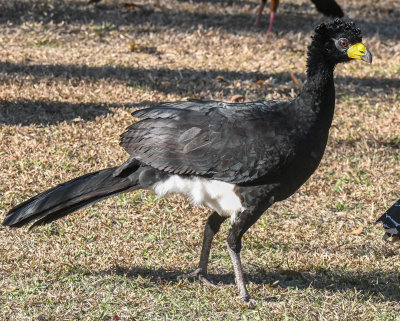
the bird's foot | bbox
[253,15,262,27]
[178,268,216,287]
[241,295,258,307]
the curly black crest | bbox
[313,18,362,43]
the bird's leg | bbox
[227,209,264,304]
[227,241,251,301]
[179,212,226,286]
[254,0,267,26]
[267,0,279,33]
[267,11,275,33]
[197,213,227,274]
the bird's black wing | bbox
[120,100,295,184]
[376,199,400,237]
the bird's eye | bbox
[340,40,348,47]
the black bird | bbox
[2,19,372,303]
[376,200,400,240]
[254,0,344,33]
[310,0,344,18]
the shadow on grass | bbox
[0,99,159,125]
[0,0,399,40]
[0,62,397,126]
[105,265,400,301]
[2,61,399,92]
[0,0,312,35]
[0,59,398,126]
[177,0,255,5]
[0,61,269,94]
[0,100,120,125]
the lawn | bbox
[0,0,399,320]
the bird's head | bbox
[310,19,372,66]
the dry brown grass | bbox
[0,0,399,320]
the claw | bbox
[241,296,258,307]
[178,268,217,287]
[178,267,203,280]
[198,274,217,287]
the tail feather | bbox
[310,0,344,18]
[2,167,138,228]
[376,199,400,239]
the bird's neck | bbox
[298,48,336,118]
[305,42,336,78]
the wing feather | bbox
[121,100,294,183]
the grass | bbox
[1,0,400,320]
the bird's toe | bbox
[241,296,258,307]
[178,268,203,280]
[178,268,217,287]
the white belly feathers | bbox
[151,175,244,219]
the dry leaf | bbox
[113,312,121,320]
[350,226,364,235]
[383,234,399,242]
[124,2,145,8]
[3,285,18,292]
[381,8,393,15]
[390,235,400,243]
[216,75,228,83]
[72,117,82,123]
[256,80,264,86]
[289,71,301,89]
[231,95,244,103]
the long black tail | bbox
[2,166,139,228]
[376,199,400,239]
[310,0,344,18]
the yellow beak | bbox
[347,43,372,63]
